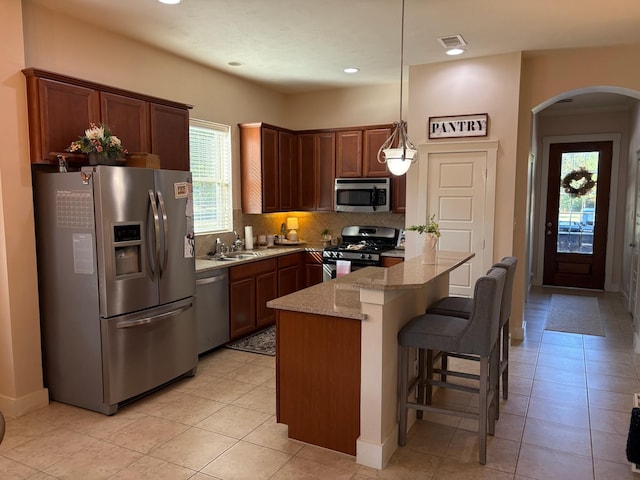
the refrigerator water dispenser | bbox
[114,224,142,276]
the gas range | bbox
[322,226,398,279]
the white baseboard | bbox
[0,388,49,418]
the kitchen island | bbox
[267,251,474,469]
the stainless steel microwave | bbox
[334,178,391,212]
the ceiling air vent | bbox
[438,34,467,49]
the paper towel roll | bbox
[244,226,254,250]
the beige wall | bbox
[284,83,400,130]
[404,53,522,267]
[516,45,640,337]
[0,0,48,417]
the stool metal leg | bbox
[398,345,409,446]
[479,356,489,465]
[501,320,509,400]
[417,348,425,419]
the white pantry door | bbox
[422,141,497,297]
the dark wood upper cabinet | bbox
[260,127,280,213]
[239,123,298,214]
[149,103,190,171]
[23,68,191,170]
[279,131,297,211]
[363,127,393,177]
[392,175,406,213]
[297,133,316,211]
[297,132,335,211]
[316,132,336,211]
[26,77,100,164]
[336,130,363,177]
[100,92,150,154]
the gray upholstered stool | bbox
[426,257,517,402]
[398,267,506,465]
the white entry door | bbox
[419,141,497,297]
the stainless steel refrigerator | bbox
[33,166,197,414]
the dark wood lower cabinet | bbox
[304,251,324,287]
[278,253,303,296]
[276,310,361,455]
[229,258,277,339]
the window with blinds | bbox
[189,119,233,234]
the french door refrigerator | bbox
[34,166,197,414]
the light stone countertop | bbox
[195,244,323,273]
[267,251,473,319]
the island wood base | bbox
[276,310,361,456]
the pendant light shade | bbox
[377,0,418,176]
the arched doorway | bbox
[529,87,640,299]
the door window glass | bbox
[557,151,598,254]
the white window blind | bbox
[189,119,233,234]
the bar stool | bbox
[397,267,506,465]
[426,257,517,401]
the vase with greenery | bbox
[67,123,127,165]
[408,214,440,264]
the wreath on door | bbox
[561,167,596,197]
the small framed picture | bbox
[428,113,488,139]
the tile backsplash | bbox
[196,210,406,255]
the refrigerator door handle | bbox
[116,303,192,329]
[148,189,160,276]
[157,190,169,276]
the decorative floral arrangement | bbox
[408,214,441,237]
[561,167,596,197]
[67,123,127,160]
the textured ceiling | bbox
[25,0,640,94]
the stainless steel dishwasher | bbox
[195,268,230,354]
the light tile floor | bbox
[1,287,639,479]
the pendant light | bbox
[377,0,417,176]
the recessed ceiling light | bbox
[228,61,242,67]
[158,0,181,4]
[446,48,466,56]
[344,67,360,74]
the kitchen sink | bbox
[198,252,259,262]
[228,252,259,259]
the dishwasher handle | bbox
[196,275,228,286]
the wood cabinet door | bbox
[392,174,406,213]
[229,277,256,339]
[278,253,303,296]
[279,131,297,211]
[382,256,404,267]
[305,263,324,287]
[363,127,392,177]
[32,78,100,164]
[261,128,279,212]
[100,92,150,154]
[336,130,363,178]
[316,132,336,211]
[149,103,190,171]
[303,251,325,286]
[256,270,278,328]
[297,134,316,210]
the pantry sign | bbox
[428,113,488,139]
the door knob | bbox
[547,222,553,227]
